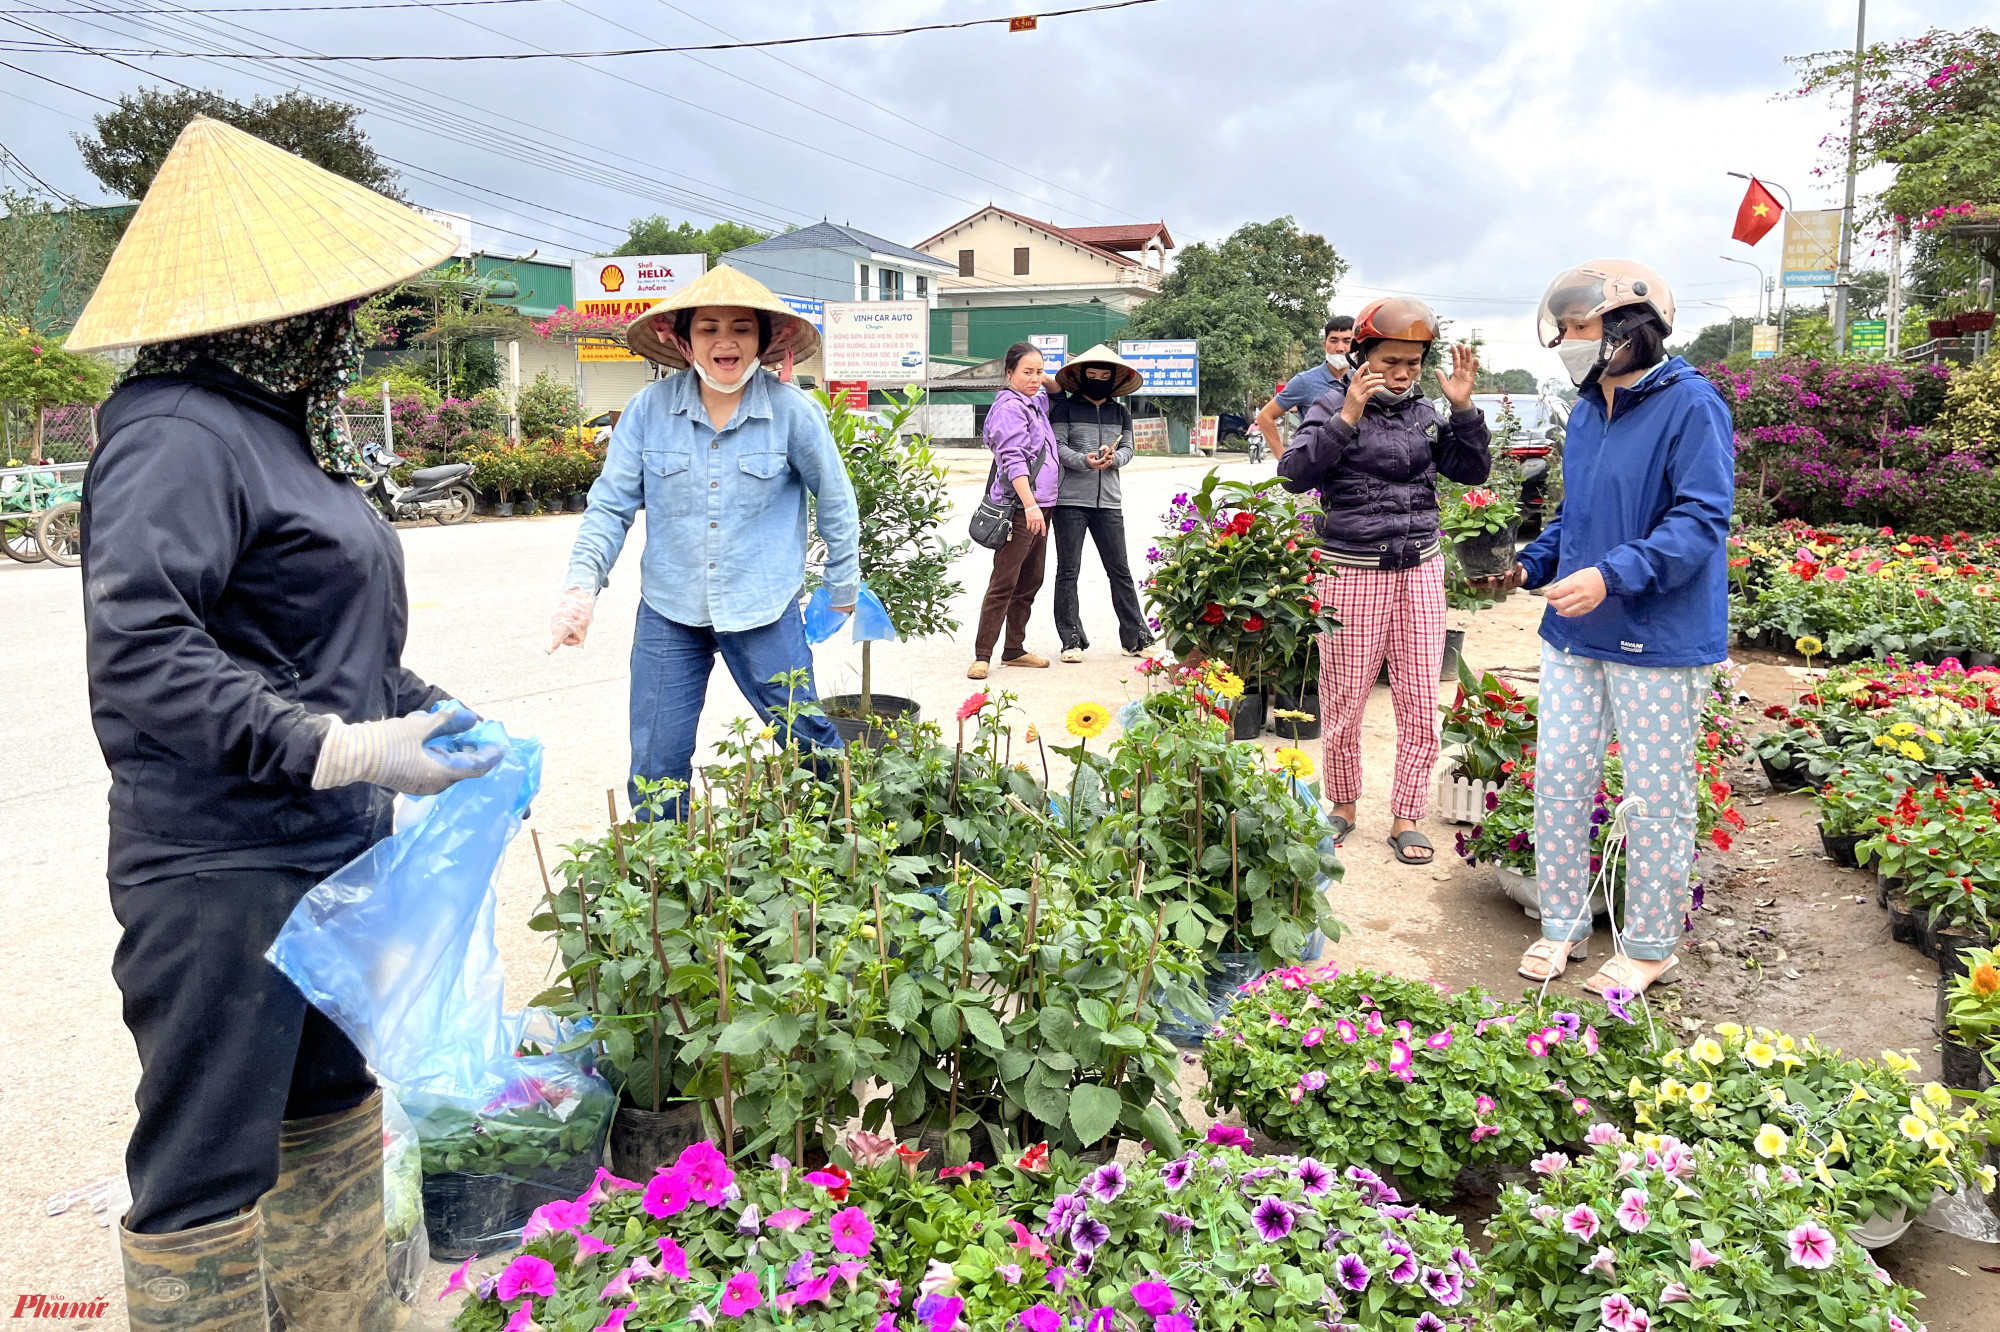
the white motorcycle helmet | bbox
[1536,260,1676,388]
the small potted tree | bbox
[810,386,966,746]
[1439,479,1521,579]
[0,328,112,462]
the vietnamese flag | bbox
[1732,178,1783,245]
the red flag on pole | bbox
[1732,178,1783,246]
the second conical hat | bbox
[625,263,821,369]
[65,116,459,353]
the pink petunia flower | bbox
[575,1232,615,1258]
[1582,1245,1617,1278]
[1470,1124,1499,1142]
[439,1257,475,1301]
[521,1198,591,1240]
[1787,1221,1836,1270]
[830,1206,876,1257]
[1571,1097,1593,1117]
[1426,1029,1453,1050]
[1563,1204,1601,1242]
[1661,1282,1691,1304]
[1364,1011,1386,1036]
[1300,1026,1325,1047]
[1530,1152,1570,1176]
[1335,1018,1358,1043]
[496,1255,556,1302]
[594,1305,634,1332]
[674,1140,735,1206]
[655,1235,689,1280]
[767,1207,814,1232]
[1586,1123,1625,1147]
[719,1271,762,1317]
[503,1301,535,1332]
[1475,1095,1496,1116]
[1615,1188,1650,1233]
[1688,1238,1720,1269]
[1600,1292,1636,1331]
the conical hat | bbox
[1055,342,1144,396]
[625,263,821,369]
[65,116,459,353]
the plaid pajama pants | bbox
[1315,559,1447,820]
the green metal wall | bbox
[929,302,1130,360]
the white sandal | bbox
[1517,938,1587,982]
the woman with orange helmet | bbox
[1485,260,1734,998]
[1278,296,1491,867]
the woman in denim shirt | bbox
[968,341,1060,678]
[550,266,860,818]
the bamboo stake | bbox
[716,923,736,1154]
[872,881,889,997]
[606,789,628,879]
[1230,811,1241,943]
[841,753,855,875]
[957,855,973,991]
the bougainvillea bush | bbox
[1481,1128,1930,1332]
[1628,1022,1995,1225]
[1033,1131,1487,1331]
[1199,968,1653,1200]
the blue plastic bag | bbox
[803,582,900,645]
[267,719,549,1103]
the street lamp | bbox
[1718,255,1766,323]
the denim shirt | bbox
[564,367,860,633]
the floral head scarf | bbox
[123,302,368,479]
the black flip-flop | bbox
[1326,814,1354,846]
[1387,830,1435,866]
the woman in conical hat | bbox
[549,264,859,820]
[1047,343,1153,662]
[71,115,496,1329]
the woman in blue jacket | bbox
[1486,261,1734,998]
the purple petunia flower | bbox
[1551,1011,1583,1036]
[1602,986,1636,1024]
[1241,1167,1277,1184]
[1068,1216,1110,1254]
[1335,1254,1371,1292]
[1420,1268,1464,1305]
[1161,1212,1194,1236]
[1042,1194,1086,1239]
[1414,1315,1447,1332]
[1377,1204,1417,1220]
[784,1251,816,1286]
[1300,1069,1328,1092]
[1295,1158,1333,1196]
[1250,1197,1295,1242]
[1084,1163,1127,1203]
[1157,1158,1193,1192]
[1450,1246,1479,1275]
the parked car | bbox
[563,409,617,446]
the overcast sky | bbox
[1,0,1987,377]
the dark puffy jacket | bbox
[1050,392,1134,509]
[82,360,447,886]
[1277,386,1493,569]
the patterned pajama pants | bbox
[1534,644,1703,960]
[1315,560,1447,821]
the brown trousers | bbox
[974,518,1047,661]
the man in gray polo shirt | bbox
[1253,315,1355,458]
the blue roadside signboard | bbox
[1116,339,1198,395]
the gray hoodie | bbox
[1051,391,1135,509]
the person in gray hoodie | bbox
[1048,344,1152,661]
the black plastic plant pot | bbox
[1935,927,1995,1036]
[1759,754,1812,793]
[1451,526,1518,579]
[1970,651,1999,669]
[420,1172,523,1261]
[893,1121,999,1172]
[822,694,921,751]
[1818,826,1862,869]
[514,1156,598,1219]
[1887,892,1922,947]
[1231,692,1267,741]
[610,1101,706,1180]
[1876,870,1898,910]
[1271,692,1320,741]
[1440,628,1466,683]
[1940,1038,1993,1092]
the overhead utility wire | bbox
[7,9,1132,295]
[559,0,1129,226]
[5,2,812,229]
[0,138,65,196]
[6,0,1168,59]
[10,0,559,12]
[646,0,1135,225]
[28,0,1105,293]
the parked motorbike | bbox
[362,444,477,525]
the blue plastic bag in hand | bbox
[267,719,545,1102]
[803,584,850,644]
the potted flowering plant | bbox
[1439,480,1521,578]
[1628,1022,1996,1238]
[1942,946,2000,1091]
[1481,1128,1930,1332]
[1030,1132,1486,1331]
[1144,472,1341,725]
[1434,657,1535,825]
[1199,967,1652,1200]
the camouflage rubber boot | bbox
[262,1091,403,1332]
[119,1207,271,1332]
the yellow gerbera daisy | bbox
[1899,741,1927,762]
[1795,636,1824,658]
[1065,702,1111,740]
[1273,746,1316,780]
[1890,722,1919,738]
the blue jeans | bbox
[629,600,844,819]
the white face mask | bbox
[689,357,759,394]
[1325,351,1351,373]
[1374,377,1423,404]
[1558,337,1607,387]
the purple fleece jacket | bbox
[983,388,1060,508]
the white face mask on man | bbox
[1325,351,1351,373]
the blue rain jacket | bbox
[1517,356,1734,667]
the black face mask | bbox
[1081,374,1114,401]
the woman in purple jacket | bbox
[1278,298,1490,866]
[968,342,1060,678]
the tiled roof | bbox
[917,206,1142,268]
[731,221,954,269]
[1064,222,1174,252]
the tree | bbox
[0,328,113,460]
[613,215,770,265]
[1474,367,1538,394]
[1671,316,1759,367]
[517,369,581,441]
[1121,217,1347,420]
[0,190,124,333]
[77,87,400,201]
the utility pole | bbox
[1831,0,1867,355]
[1887,221,1903,359]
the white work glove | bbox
[549,586,596,653]
[311,703,503,794]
